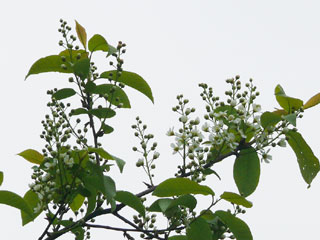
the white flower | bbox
[166,127,175,136]
[28,183,35,189]
[230,99,237,107]
[37,192,44,200]
[170,142,183,154]
[44,162,52,169]
[262,149,272,163]
[238,105,245,112]
[252,104,261,112]
[64,155,74,167]
[201,122,210,132]
[33,184,41,191]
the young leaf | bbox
[0,190,33,217]
[101,123,114,134]
[88,34,109,52]
[283,113,297,126]
[274,84,303,113]
[75,20,87,50]
[152,178,214,197]
[214,210,253,240]
[88,147,113,160]
[304,92,320,109]
[89,108,116,119]
[260,111,281,129]
[0,171,3,186]
[52,88,76,100]
[110,154,126,173]
[285,130,320,185]
[18,149,44,164]
[115,191,145,217]
[70,108,88,116]
[21,190,41,226]
[73,58,90,80]
[186,217,212,240]
[233,147,260,197]
[93,84,131,108]
[220,192,253,208]
[25,55,73,79]
[100,70,154,103]
[70,194,85,212]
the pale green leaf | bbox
[220,191,253,208]
[75,20,87,50]
[18,149,44,164]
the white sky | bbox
[1,1,320,239]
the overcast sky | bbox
[1,1,320,239]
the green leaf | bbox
[168,236,188,240]
[75,20,87,50]
[21,190,41,226]
[233,147,260,197]
[88,147,113,160]
[100,70,154,103]
[214,210,253,240]
[93,84,131,108]
[148,199,173,212]
[168,194,197,210]
[220,192,253,208]
[89,108,116,119]
[88,34,109,52]
[52,88,76,100]
[115,191,145,217]
[0,171,3,186]
[107,44,117,57]
[283,113,297,126]
[0,190,33,217]
[186,217,212,240]
[275,85,303,113]
[84,81,97,93]
[260,111,281,129]
[152,178,214,197]
[304,92,320,109]
[70,108,88,116]
[110,155,126,173]
[73,58,90,80]
[101,123,114,134]
[18,149,44,164]
[70,194,85,212]
[25,55,74,79]
[285,130,320,185]
[59,220,85,240]
[202,168,221,180]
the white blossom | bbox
[166,127,175,136]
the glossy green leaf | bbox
[286,130,320,185]
[304,92,320,109]
[70,194,85,212]
[75,20,87,50]
[283,113,297,126]
[88,34,109,52]
[73,58,90,80]
[260,111,281,129]
[215,210,253,240]
[0,171,3,186]
[70,108,88,116]
[115,191,145,217]
[101,123,114,134]
[52,88,76,100]
[89,108,116,119]
[100,70,154,103]
[25,55,73,79]
[18,149,44,164]
[168,236,188,240]
[275,85,303,113]
[233,147,260,197]
[21,190,41,226]
[186,217,212,240]
[153,178,214,197]
[0,190,33,217]
[220,192,253,208]
[93,84,131,108]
